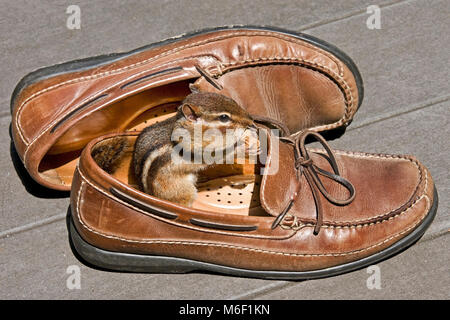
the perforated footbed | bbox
[194,175,265,216]
[113,154,265,216]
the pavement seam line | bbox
[299,0,409,31]
[0,213,66,239]
[348,94,450,132]
[227,281,290,300]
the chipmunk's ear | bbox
[180,103,199,122]
[189,83,200,93]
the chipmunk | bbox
[93,91,258,206]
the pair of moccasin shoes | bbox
[11,26,438,279]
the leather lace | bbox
[271,130,356,234]
[253,115,291,137]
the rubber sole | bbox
[11,25,364,115]
[68,187,437,280]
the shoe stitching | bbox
[260,149,427,226]
[209,57,355,132]
[313,149,426,225]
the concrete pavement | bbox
[1,0,448,299]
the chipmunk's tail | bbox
[91,136,129,174]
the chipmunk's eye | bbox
[218,114,231,123]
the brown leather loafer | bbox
[68,130,437,279]
[11,25,363,191]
